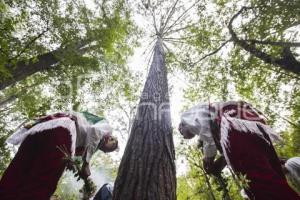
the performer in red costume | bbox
[179,101,300,200]
[284,157,300,195]
[0,111,118,200]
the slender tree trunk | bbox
[112,38,176,200]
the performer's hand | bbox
[75,162,91,180]
[66,161,76,172]
[203,157,215,174]
[211,156,227,176]
[79,162,91,179]
[279,157,287,165]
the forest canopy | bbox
[0,0,299,199]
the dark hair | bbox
[98,135,118,153]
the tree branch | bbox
[10,24,50,61]
[187,156,217,200]
[163,22,198,36]
[0,95,17,107]
[163,0,202,36]
[160,0,180,35]
[243,39,300,47]
[0,39,91,90]
[228,6,300,75]
[164,38,189,44]
[192,39,231,66]
[285,21,300,30]
[150,8,159,35]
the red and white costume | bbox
[180,101,300,200]
[0,112,112,200]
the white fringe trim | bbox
[285,157,300,189]
[220,116,233,167]
[240,189,250,199]
[7,117,77,156]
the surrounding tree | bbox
[0,0,135,90]
[159,1,300,199]
[0,0,139,176]
[177,144,244,200]
[0,0,300,199]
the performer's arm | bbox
[202,140,226,175]
[77,126,102,178]
[203,140,217,158]
[279,157,289,174]
[79,149,91,178]
[211,156,227,176]
[202,140,217,174]
[203,155,227,176]
[80,161,91,179]
[203,156,216,174]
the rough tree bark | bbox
[112,38,176,200]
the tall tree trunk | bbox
[112,38,176,200]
